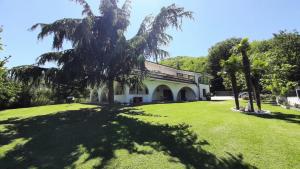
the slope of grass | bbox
[0,101,299,169]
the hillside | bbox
[160,56,208,73]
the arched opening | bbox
[177,87,197,101]
[100,88,109,103]
[129,84,149,95]
[152,85,174,102]
[91,90,99,103]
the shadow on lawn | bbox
[248,112,300,125]
[0,105,256,169]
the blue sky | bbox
[1,0,300,68]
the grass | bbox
[0,101,299,169]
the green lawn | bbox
[0,101,299,169]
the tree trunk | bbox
[241,51,254,112]
[252,77,262,111]
[107,79,114,104]
[276,96,281,105]
[230,73,240,110]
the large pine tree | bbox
[11,0,193,104]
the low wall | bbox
[287,97,300,106]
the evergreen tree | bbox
[11,0,193,104]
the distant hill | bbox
[159,56,208,73]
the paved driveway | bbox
[211,96,234,101]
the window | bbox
[199,76,209,84]
[203,77,207,84]
[203,89,207,96]
[198,77,202,84]
[205,77,210,84]
[129,84,149,95]
[188,75,195,81]
[177,73,184,77]
[115,83,124,95]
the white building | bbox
[287,86,300,106]
[89,61,211,104]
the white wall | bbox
[199,84,210,100]
[287,97,300,106]
[89,78,210,104]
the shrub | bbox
[0,81,21,110]
[75,98,89,103]
[205,92,211,101]
[260,94,276,101]
[30,89,53,106]
[294,103,300,109]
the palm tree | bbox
[220,55,242,110]
[249,41,270,111]
[236,38,254,112]
[250,57,268,111]
[11,0,193,104]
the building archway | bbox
[177,87,197,101]
[152,85,174,102]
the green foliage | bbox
[219,55,243,90]
[207,38,241,76]
[249,40,271,55]
[220,55,242,109]
[0,30,22,109]
[31,88,54,106]
[220,55,242,75]
[11,0,193,104]
[160,56,207,73]
[212,32,300,108]
[207,38,241,92]
[222,72,245,90]
[236,38,250,52]
[0,28,73,109]
[15,86,54,107]
[236,38,255,112]
[262,64,297,96]
[269,30,300,83]
[0,57,21,109]
[249,42,269,98]
[248,31,300,98]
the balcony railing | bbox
[148,71,196,84]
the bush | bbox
[260,94,276,101]
[0,81,21,110]
[271,95,277,102]
[30,89,54,106]
[9,86,54,108]
[205,92,211,101]
[75,98,89,103]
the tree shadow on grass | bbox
[0,105,257,169]
[246,112,300,125]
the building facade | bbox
[287,86,300,106]
[89,61,211,104]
